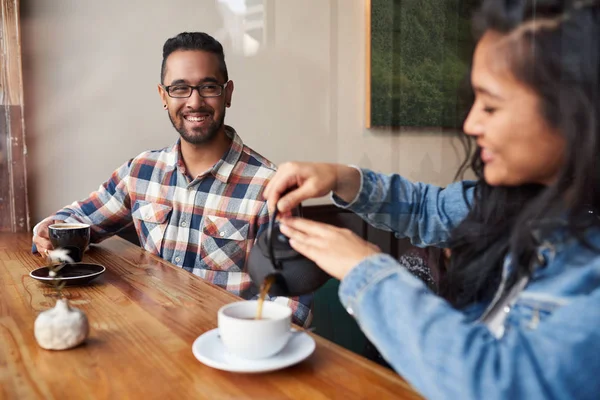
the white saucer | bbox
[192,328,316,373]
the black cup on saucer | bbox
[48,223,91,262]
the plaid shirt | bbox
[35,127,311,326]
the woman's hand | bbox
[279,217,381,280]
[263,162,361,214]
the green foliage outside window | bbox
[370,0,478,128]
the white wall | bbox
[22,0,466,224]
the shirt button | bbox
[220,232,225,237]
[175,257,181,263]
[181,221,187,227]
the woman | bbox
[263,1,600,398]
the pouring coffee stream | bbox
[255,274,275,320]
[248,202,331,300]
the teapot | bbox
[247,205,331,297]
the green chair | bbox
[311,278,367,355]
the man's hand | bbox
[32,218,61,256]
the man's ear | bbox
[225,80,234,107]
[157,84,168,108]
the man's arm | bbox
[33,160,135,254]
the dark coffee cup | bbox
[48,223,91,262]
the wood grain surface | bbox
[0,233,423,399]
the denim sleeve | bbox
[332,168,474,247]
[339,255,600,400]
[32,160,134,250]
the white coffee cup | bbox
[217,300,292,360]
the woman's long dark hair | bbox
[440,0,600,308]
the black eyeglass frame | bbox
[162,81,230,98]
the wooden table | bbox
[0,233,422,399]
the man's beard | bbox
[169,108,226,145]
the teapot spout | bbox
[263,272,291,297]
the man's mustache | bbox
[182,108,213,115]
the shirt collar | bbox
[167,125,244,184]
[211,125,244,183]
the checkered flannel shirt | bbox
[34,126,312,326]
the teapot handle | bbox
[267,206,281,270]
[267,201,303,271]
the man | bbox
[32,32,311,326]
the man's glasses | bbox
[163,81,229,98]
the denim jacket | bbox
[334,168,600,400]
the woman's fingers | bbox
[279,217,380,280]
[278,220,311,242]
[265,162,338,214]
[279,220,332,253]
[264,171,300,214]
[287,237,320,262]
[277,183,318,213]
[280,217,334,239]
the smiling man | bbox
[32,32,311,327]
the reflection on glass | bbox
[216,0,266,56]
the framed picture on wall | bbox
[366,0,478,129]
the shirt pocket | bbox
[131,200,172,254]
[200,215,250,272]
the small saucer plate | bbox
[29,263,105,286]
[192,328,316,373]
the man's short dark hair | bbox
[160,32,228,84]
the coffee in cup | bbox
[218,300,292,360]
[48,223,91,262]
